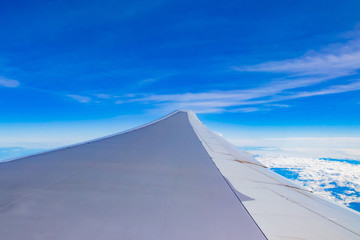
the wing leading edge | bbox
[0,111,265,240]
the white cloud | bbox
[67,94,91,103]
[265,80,360,103]
[117,28,360,113]
[229,107,260,113]
[230,134,360,208]
[236,51,360,77]
[236,32,360,78]
[126,78,360,113]
[128,77,322,110]
[94,93,111,99]
[229,136,360,159]
[255,153,360,207]
[239,135,360,207]
[138,78,158,86]
[266,104,290,108]
[115,100,124,104]
[0,77,20,88]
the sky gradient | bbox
[1,0,360,152]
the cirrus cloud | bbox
[121,29,360,113]
[0,77,20,88]
[67,94,91,103]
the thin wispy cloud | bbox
[94,93,111,99]
[0,77,20,88]
[125,79,360,113]
[280,80,360,100]
[67,94,91,103]
[236,51,360,77]
[236,31,360,78]
[229,107,260,113]
[119,29,360,113]
[138,78,158,86]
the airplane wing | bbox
[1,110,359,240]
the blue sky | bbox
[1,0,360,152]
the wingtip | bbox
[175,109,195,114]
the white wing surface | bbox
[0,110,359,240]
